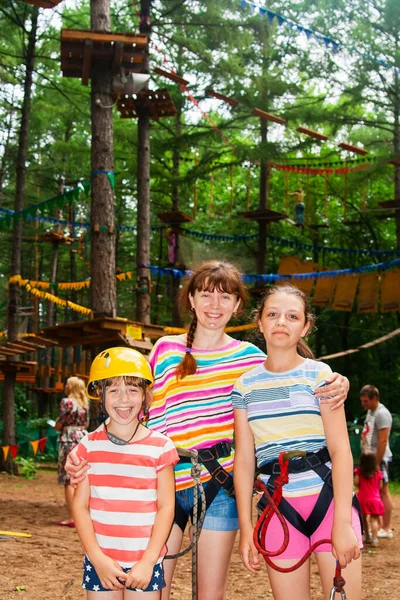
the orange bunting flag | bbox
[38,438,47,453]
[9,445,18,459]
[2,446,9,461]
[30,440,39,456]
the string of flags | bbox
[268,162,373,175]
[239,0,400,75]
[2,436,54,462]
[145,258,400,284]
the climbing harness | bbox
[253,449,357,599]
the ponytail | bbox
[175,314,198,379]
[297,338,314,359]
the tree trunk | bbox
[393,68,400,249]
[90,0,116,318]
[170,103,182,326]
[257,118,268,274]
[1,6,38,473]
[136,0,152,324]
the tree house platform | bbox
[238,208,288,223]
[0,360,37,384]
[22,0,62,7]
[157,211,193,225]
[60,29,148,85]
[115,90,176,120]
[41,317,167,351]
[40,232,73,244]
[378,199,400,209]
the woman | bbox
[55,376,89,527]
[65,260,349,599]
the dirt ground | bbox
[0,468,399,600]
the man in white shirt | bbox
[360,384,393,538]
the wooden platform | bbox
[115,90,176,120]
[238,208,288,223]
[22,0,62,7]
[41,317,167,350]
[60,29,148,85]
[0,335,55,357]
[0,360,37,384]
[157,211,193,225]
[40,232,73,245]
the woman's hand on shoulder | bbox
[65,446,89,486]
[317,373,349,410]
[331,522,360,568]
[239,526,261,574]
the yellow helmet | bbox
[87,347,153,400]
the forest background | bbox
[0,0,400,472]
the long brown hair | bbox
[255,284,316,359]
[359,451,379,479]
[176,260,248,379]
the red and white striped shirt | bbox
[76,425,179,568]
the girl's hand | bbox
[239,528,261,574]
[331,523,360,568]
[65,447,89,486]
[125,558,155,590]
[317,373,349,410]
[92,554,126,590]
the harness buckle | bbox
[272,463,282,475]
[282,450,307,462]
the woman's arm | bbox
[72,477,126,590]
[233,408,261,574]
[320,402,360,568]
[317,373,350,410]
[125,465,176,590]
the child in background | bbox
[354,451,384,548]
[233,285,362,600]
[72,347,178,598]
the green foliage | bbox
[15,457,37,479]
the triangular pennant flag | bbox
[2,446,9,461]
[267,11,275,24]
[30,440,39,456]
[107,173,116,190]
[38,437,47,452]
[9,445,18,459]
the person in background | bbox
[64,261,350,600]
[360,384,393,539]
[55,376,89,527]
[354,451,384,548]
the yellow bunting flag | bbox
[30,440,39,456]
[2,446,9,461]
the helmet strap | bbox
[100,382,108,421]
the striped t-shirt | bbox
[76,426,179,568]
[148,336,266,490]
[232,358,332,497]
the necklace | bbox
[105,420,141,446]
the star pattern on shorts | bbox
[85,575,90,582]
[154,570,160,578]
[152,583,159,590]
[92,584,100,591]
[82,584,86,589]
[86,564,92,571]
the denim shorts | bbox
[175,484,238,532]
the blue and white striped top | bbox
[232,358,332,497]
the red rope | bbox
[253,452,344,594]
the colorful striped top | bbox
[148,336,266,490]
[232,358,332,497]
[76,426,179,568]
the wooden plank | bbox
[81,39,93,86]
[205,89,240,107]
[338,142,368,155]
[154,67,189,86]
[61,29,148,47]
[251,108,285,125]
[297,126,329,141]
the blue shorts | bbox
[381,460,390,484]
[175,485,238,532]
[82,555,166,592]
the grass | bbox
[389,481,400,495]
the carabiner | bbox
[329,587,347,600]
